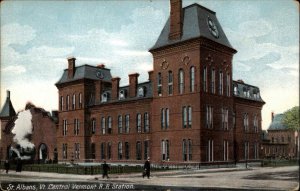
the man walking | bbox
[4,160,10,174]
[143,157,151,179]
[102,161,110,179]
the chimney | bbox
[111,77,120,100]
[68,57,76,79]
[6,90,10,99]
[97,64,105,68]
[271,112,274,122]
[129,73,139,97]
[148,70,154,82]
[169,0,183,40]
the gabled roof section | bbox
[56,64,112,85]
[0,91,16,118]
[233,80,265,103]
[150,3,234,51]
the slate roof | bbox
[268,114,288,130]
[0,96,16,118]
[95,81,153,105]
[150,3,234,51]
[56,65,112,85]
[233,80,264,103]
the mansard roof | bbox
[56,64,112,85]
[233,80,265,103]
[268,114,289,131]
[150,3,235,51]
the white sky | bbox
[0,0,299,130]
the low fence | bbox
[261,159,298,167]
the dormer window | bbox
[101,92,110,103]
[138,87,146,97]
[119,90,127,100]
[234,85,238,95]
[243,87,247,97]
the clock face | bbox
[207,16,219,38]
[96,70,104,79]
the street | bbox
[0,166,299,191]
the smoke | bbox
[11,109,35,149]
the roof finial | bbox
[7,90,10,99]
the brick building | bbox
[0,91,57,162]
[261,113,298,159]
[55,0,265,165]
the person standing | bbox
[143,157,151,179]
[4,160,10,174]
[102,161,110,179]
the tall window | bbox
[222,108,229,130]
[125,142,130,160]
[223,140,229,161]
[72,94,76,110]
[136,141,142,160]
[183,107,187,128]
[79,93,82,108]
[254,142,258,159]
[179,69,184,94]
[91,143,95,159]
[107,142,112,159]
[182,106,192,128]
[165,108,169,128]
[211,69,215,94]
[219,71,223,95]
[234,86,238,95]
[101,117,106,134]
[144,140,150,160]
[62,143,68,159]
[161,140,169,161]
[244,141,249,159]
[253,114,258,133]
[226,73,230,96]
[91,119,96,134]
[168,71,173,95]
[190,67,195,92]
[108,116,112,134]
[66,95,70,110]
[63,120,67,136]
[206,106,213,128]
[208,139,214,162]
[244,113,249,131]
[74,118,79,135]
[101,143,106,159]
[183,139,192,161]
[144,113,150,133]
[74,143,80,159]
[118,115,123,134]
[60,96,64,111]
[157,72,162,96]
[125,114,130,133]
[203,67,207,92]
[118,142,123,160]
[161,109,165,129]
[136,113,142,133]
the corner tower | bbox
[149,1,237,163]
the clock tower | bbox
[149,0,237,163]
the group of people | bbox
[3,158,22,173]
[101,157,151,179]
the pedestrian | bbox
[16,158,22,172]
[4,160,10,174]
[143,157,151,179]
[102,161,110,179]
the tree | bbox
[282,106,299,131]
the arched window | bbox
[78,93,82,108]
[219,71,223,95]
[203,67,207,92]
[190,67,195,92]
[137,113,142,133]
[101,92,110,103]
[157,72,162,96]
[211,69,215,94]
[138,87,146,97]
[72,94,76,110]
[60,96,64,111]
[179,69,184,94]
[168,71,173,95]
[119,90,127,100]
